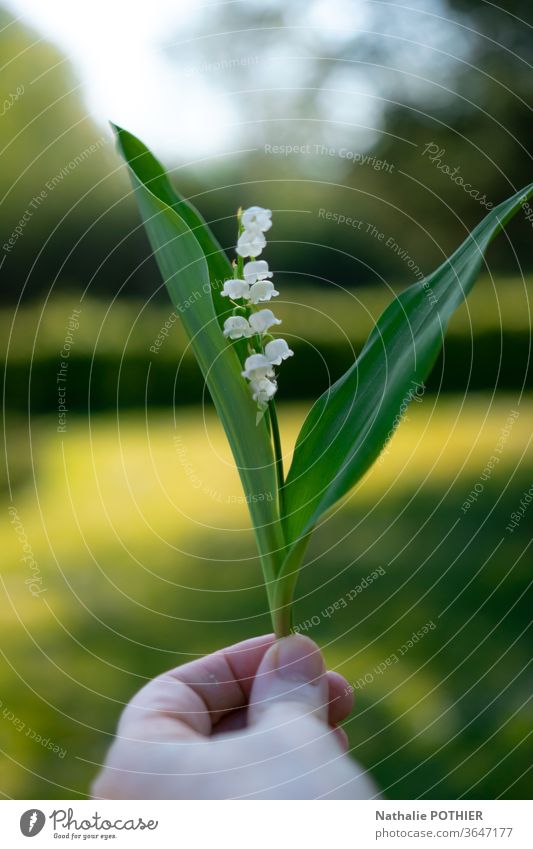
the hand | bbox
[92,633,377,799]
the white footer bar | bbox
[1,799,530,848]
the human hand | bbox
[92,633,377,799]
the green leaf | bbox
[113,126,285,592]
[112,125,232,327]
[282,184,533,548]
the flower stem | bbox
[273,603,292,638]
[236,207,244,278]
[269,400,285,514]
[271,532,312,637]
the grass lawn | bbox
[1,394,531,798]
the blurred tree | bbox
[162,0,533,287]
[0,8,142,302]
[371,0,533,273]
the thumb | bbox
[248,634,329,727]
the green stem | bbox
[271,532,313,637]
[236,207,244,278]
[268,400,285,513]
[273,604,292,639]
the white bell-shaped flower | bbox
[249,280,279,304]
[223,316,252,339]
[249,375,277,409]
[241,353,275,380]
[236,228,266,258]
[243,260,273,284]
[248,309,282,335]
[242,206,272,232]
[221,278,249,300]
[265,338,294,365]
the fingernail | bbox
[333,726,350,751]
[274,635,325,683]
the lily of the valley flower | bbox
[249,280,279,304]
[236,228,266,258]
[221,278,249,299]
[265,338,294,365]
[249,376,277,410]
[242,353,275,380]
[243,260,273,284]
[249,309,282,335]
[225,206,292,413]
[242,206,272,232]
[223,315,251,339]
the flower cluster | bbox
[222,206,293,411]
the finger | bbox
[211,706,248,734]
[119,633,276,740]
[327,671,354,725]
[212,671,353,736]
[248,634,329,728]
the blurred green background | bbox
[1,1,532,800]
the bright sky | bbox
[4,0,244,158]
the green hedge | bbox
[2,278,531,411]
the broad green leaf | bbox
[282,184,533,548]
[114,127,285,587]
[112,125,232,327]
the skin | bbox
[92,633,378,800]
